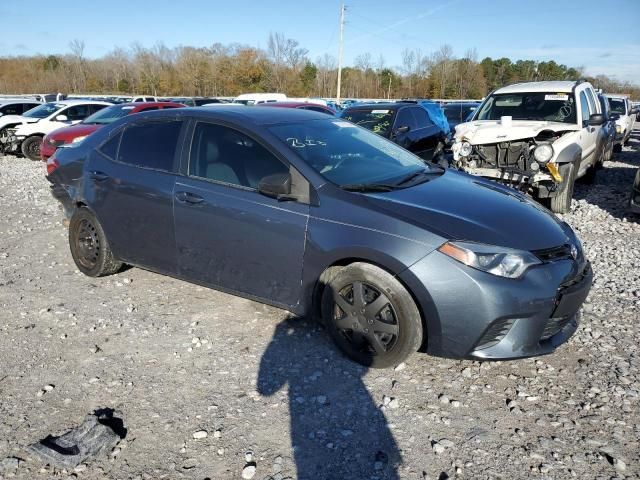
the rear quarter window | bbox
[117,120,183,172]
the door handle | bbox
[90,171,109,181]
[175,191,204,204]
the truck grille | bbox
[476,141,531,170]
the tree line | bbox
[0,34,638,100]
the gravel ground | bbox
[0,130,639,480]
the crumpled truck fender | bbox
[553,141,581,165]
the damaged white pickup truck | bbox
[451,80,607,213]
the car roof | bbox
[133,105,330,125]
[49,99,113,106]
[343,103,400,110]
[494,81,579,94]
[0,99,41,105]
[256,101,329,109]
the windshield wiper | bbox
[340,183,395,192]
[392,168,439,187]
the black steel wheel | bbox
[69,208,122,277]
[321,262,422,368]
[21,136,42,161]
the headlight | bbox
[533,144,553,164]
[438,241,541,279]
[459,141,473,157]
[615,125,623,134]
[71,135,87,144]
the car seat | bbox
[203,139,239,184]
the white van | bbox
[233,93,286,105]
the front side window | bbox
[117,120,182,171]
[269,119,437,187]
[189,122,288,188]
[585,89,598,114]
[341,108,395,136]
[579,92,590,123]
[411,107,433,128]
[394,108,416,131]
[476,92,577,124]
[62,105,92,121]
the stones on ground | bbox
[242,462,257,479]
[192,430,207,439]
[0,457,22,472]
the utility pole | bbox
[336,3,346,106]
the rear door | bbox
[409,106,442,160]
[173,120,309,307]
[85,119,185,274]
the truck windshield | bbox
[340,109,395,136]
[476,92,577,124]
[608,98,627,115]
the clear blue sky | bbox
[1,0,639,83]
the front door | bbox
[174,121,309,307]
[85,119,184,274]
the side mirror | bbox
[55,114,68,122]
[394,125,410,135]
[258,172,292,199]
[588,114,605,126]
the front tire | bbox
[321,262,423,368]
[69,208,122,277]
[549,162,576,214]
[21,135,42,161]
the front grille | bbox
[532,244,573,262]
[476,141,531,170]
[541,316,572,340]
[475,318,515,350]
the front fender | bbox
[554,142,581,164]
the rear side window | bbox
[579,92,590,124]
[117,121,182,172]
[0,104,20,115]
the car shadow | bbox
[573,139,640,220]
[257,316,402,480]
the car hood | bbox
[48,123,101,141]
[455,120,579,144]
[368,170,571,251]
[0,115,38,128]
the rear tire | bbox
[69,208,121,277]
[549,162,576,214]
[321,262,422,368]
[21,135,42,161]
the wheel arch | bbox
[310,255,430,350]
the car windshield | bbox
[82,105,135,124]
[340,109,395,136]
[23,103,63,119]
[608,98,627,114]
[269,119,438,188]
[476,92,577,124]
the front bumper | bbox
[3,133,25,153]
[399,250,592,360]
[40,142,56,160]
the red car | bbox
[255,101,336,115]
[40,102,185,160]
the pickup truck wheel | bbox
[69,208,122,277]
[321,262,422,368]
[549,162,576,214]
[21,136,42,161]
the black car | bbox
[340,102,447,161]
[442,102,480,131]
